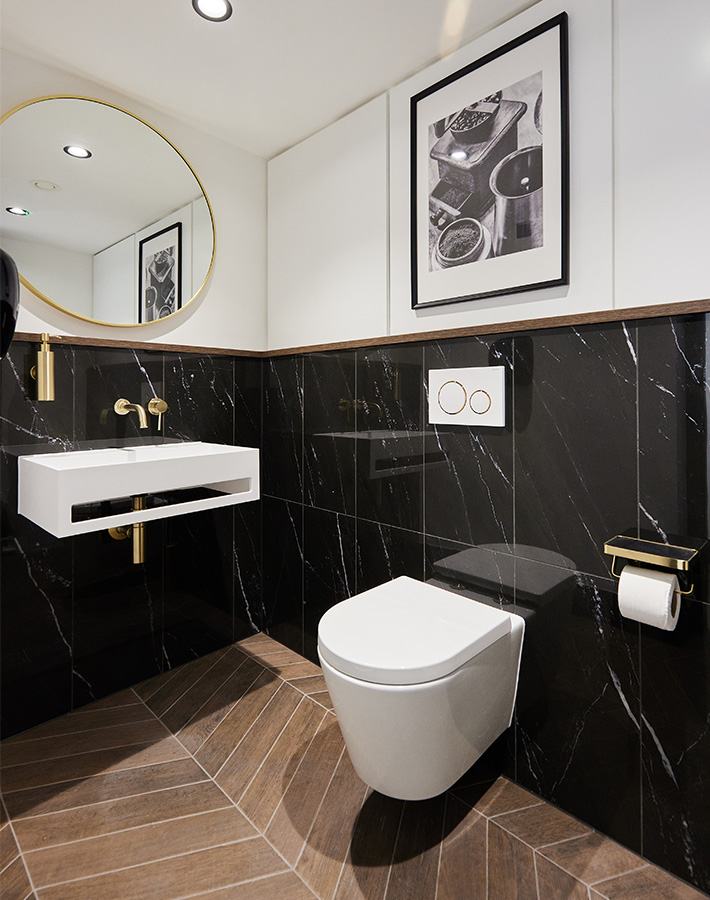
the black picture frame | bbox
[138,221,182,323]
[410,13,569,309]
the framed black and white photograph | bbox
[138,222,182,323]
[410,13,569,309]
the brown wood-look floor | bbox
[0,635,705,900]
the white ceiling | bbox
[0,0,538,159]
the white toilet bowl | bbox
[317,576,525,800]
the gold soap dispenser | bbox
[32,333,55,401]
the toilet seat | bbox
[317,575,511,686]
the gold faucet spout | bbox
[114,398,148,429]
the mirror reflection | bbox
[0,96,214,326]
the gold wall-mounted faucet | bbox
[148,397,168,430]
[114,398,148,429]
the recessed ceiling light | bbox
[192,0,232,21]
[450,150,467,160]
[33,180,61,192]
[6,207,30,216]
[63,145,92,159]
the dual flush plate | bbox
[428,366,505,427]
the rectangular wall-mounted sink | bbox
[18,442,259,537]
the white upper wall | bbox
[1,50,268,351]
[268,96,389,349]
[614,0,710,307]
[268,0,709,348]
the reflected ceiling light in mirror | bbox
[33,180,60,192]
[192,0,233,21]
[6,207,30,216]
[63,145,92,158]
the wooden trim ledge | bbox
[14,299,709,358]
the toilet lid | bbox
[317,576,512,685]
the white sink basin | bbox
[18,441,259,537]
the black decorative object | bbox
[0,248,20,359]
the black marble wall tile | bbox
[1,342,75,453]
[0,341,260,738]
[515,570,642,853]
[356,519,424,593]
[303,351,356,515]
[514,324,638,579]
[263,356,303,502]
[164,353,234,444]
[72,526,163,703]
[303,506,357,662]
[637,314,708,544]
[0,524,73,738]
[1,342,76,738]
[73,346,165,443]
[640,597,710,893]
[233,502,263,638]
[163,508,235,654]
[355,344,425,532]
[261,496,304,655]
[423,336,514,548]
[234,357,262,449]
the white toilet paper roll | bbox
[618,565,680,631]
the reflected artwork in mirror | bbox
[0,96,215,326]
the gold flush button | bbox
[469,389,492,415]
[437,380,467,415]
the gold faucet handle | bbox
[148,397,168,430]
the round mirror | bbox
[0,96,215,326]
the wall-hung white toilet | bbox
[317,575,525,801]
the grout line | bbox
[20,804,234,856]
[381,798,406,900]
[149,647,232,721]
[293,744,347,870]
[3,712,159,745]
[4,774,211,823]
[150,869,309,900]
[588,862,649,887]
[261,709,328,836]
[31,835,265,890]
[1,719,172,759]
[6,780,224,829]
[210,680,290,782]
[170,652,251,740]
[433,792,447,900]
[485,817,489,900]
[232,694,308,809]
[535,831,597,851]
[486,800,545,819]
[533,847,542,899]
[175,667,264,756]
[1,794,39,900]
[2,748,194,797]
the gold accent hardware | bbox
[437,380,467,415]
[114,398,148,429]
[604,534,707,597]
[131,496,146,565]
[148,397,168,430]
[107,496,146,564]
[30,333,55,401]
[469,389,492,415]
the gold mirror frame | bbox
[0,95,216,327]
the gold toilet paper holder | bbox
[604,534,706,596]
